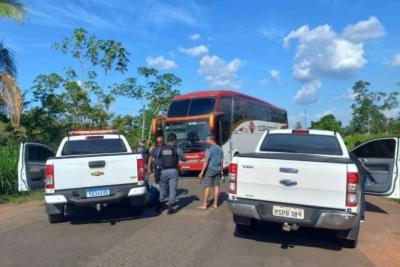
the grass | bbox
[1,190,44,205]
[0,142,44,205]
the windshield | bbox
[61,138,127,155]
[260,134,343,156]
[167,98,216,117]
[164,120,210,152]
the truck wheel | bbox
[234,215,255,235]
[48,213,64,224]
[337,221,360,248]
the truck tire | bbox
[234,215,255,235]
[337,221,360,248]
[48,213,64,224]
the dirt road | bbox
[0,177,399,267]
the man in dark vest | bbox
[157,133,186,214]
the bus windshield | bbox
[164,120,210,152]
[168,98,216,117]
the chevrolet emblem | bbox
[91,171,104,176]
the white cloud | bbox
[198,55,243,88]
[146,56,177,70]
[269,69,281,83]
[179,45,208,56]
[293,79,321,104]
[190,33,201,40]
[284,17,385,105]
[341,16,386,42]
[393,53,400,66]
[315,109,336,119]
[284,24,367,82]
[333,87,358,101]
[259,79,269,87]
[258,23,285,40]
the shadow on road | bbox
[365,201,387,214]
[234,221,343,251]
[66,203,159,225]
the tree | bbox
[349,81,386,135]
[0,0,25,22]
[28,28,135,143]
[310,114,342,132]
[0,1,25,135]
[113,68,181,143]
[294,121,303,129]
[347,80,400,136]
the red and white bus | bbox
[151,90,288,172]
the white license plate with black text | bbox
[272,205,304,219]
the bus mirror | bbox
[209,113,216,130]
[151,119,158,135]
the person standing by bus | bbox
[157,133,186,214]
[198,135,224,210]
[148,135,164,185]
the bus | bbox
[151,90,288,172]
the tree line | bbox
[1,27,181,147]
[295,80,399,144]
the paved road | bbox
[0,177,399,267]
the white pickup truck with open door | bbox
[18,130,147,223]
[228,129,399,248]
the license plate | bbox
[272,205,304,219]
[86,188,110,198]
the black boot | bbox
[167,204,176,215]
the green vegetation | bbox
[310,80,400,140]
[0,28,182,203]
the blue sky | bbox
[1,0,400,127]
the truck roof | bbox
[268,129,337,136]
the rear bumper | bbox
[228,198,359,230]
[45,184,147,207]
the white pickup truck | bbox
[18,130,147,223]
[228,129,399,248]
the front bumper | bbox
[45,184,147,207]
[228,198,358,230]
[179,161,204,172]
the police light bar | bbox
[68,129,118,136]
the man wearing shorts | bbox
[198,135,224,210]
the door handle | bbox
[279,179,298,187]
[88,160,106,168]
[279,167,298,174]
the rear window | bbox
[260,134,343,156]
[61,138,127,156]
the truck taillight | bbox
[45,164,55,190]
[228,163,238,194]
[346,172,360,207]
[137,159,145,184]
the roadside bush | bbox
[0,142,19,203]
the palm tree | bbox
[0,0,25,129]
[0,0,25,22]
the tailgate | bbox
[53,154,139,190]
[236,156,348,209]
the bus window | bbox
[168,100,190,117]
[219,97,233,144]
[188,98,216,116]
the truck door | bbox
[18,143,55,192]
[351,138,399,196]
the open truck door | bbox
[351,138,399,196]
[18,143,55,192]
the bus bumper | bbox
[179,161,204,172]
